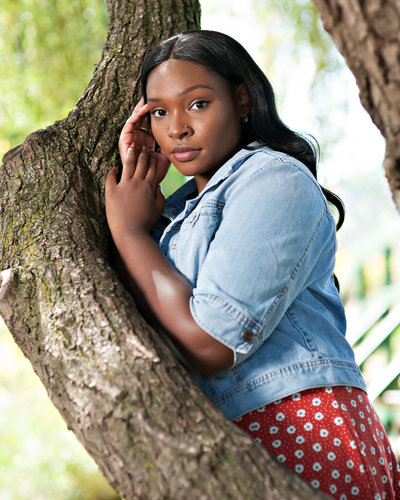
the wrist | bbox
[114,227,151,245]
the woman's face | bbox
[146,59,247,193]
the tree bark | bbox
[313,0,400,212]
[0,1,327,498]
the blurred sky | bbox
[201,0,386,181]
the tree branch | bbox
[0,1,328,498]
[314,0,400,211]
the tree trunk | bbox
[314,0,400,212]
[0,1,327,498]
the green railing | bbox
[343,246,400,456]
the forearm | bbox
[114,230,234,374]
[105,144,233,373]
[109,241,157,323]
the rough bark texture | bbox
[0,1,327,499]
[314,0,400,211]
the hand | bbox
[119,98,170,184]
[105,146,166,241]
[119,98,153,160]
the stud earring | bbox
[241,115,249,123]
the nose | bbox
[168,117,194,140]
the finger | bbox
[105,165,118,186]
[132,96,145,113]
[105,166,118,199]
[120,109,149,149]
[131,128,155,148]
[140,111,151,134]
[154,184,166,213]
[119,102,151,159]
[124,101,150,128]
[145,152,158,188]
[120,100,148,140]
[154,152,170,184]
[134,148,150,179]
[121,145,139,181]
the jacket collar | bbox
[163,141,263,218]
[198,141,262,196]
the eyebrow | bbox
[147,84,213,102]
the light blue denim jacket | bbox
[152,143,367,420]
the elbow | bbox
[186,343,234,375]
[164,306,235,375]
[190,363,230,376]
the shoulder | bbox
[237,146,319,184]
[228,146,327,214]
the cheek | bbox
[211,112,241,146]
[150,121,167,147]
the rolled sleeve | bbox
[190,292,262,366]
[189,154,332,366]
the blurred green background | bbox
[1,1,400,498]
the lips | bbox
[171,145,201,162]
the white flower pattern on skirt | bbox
[233,386,400,499]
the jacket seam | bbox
[286,309,317,355]
[248,151,325,201]
[193,293,261,332]
[213,359,364,404]
[259,207,328,328]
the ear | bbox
[235,82,251,117]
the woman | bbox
[105,30,400,498]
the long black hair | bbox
[140,30,344,230]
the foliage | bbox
[0,0,186,194]
[252,0,341,83]
[0,0,108,157]
[251,0,351,164]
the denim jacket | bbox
[152,143,367,420]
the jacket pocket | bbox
[175,199,224,285]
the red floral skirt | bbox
[233,386,400,499]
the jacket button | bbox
[242,330,254,342]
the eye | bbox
[190,100,210,111]
[151,108,166,118]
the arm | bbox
[105,115,233,374]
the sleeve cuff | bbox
[189,292,261,367]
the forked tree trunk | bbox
[314,0,400,212]
[0,0,327,498]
